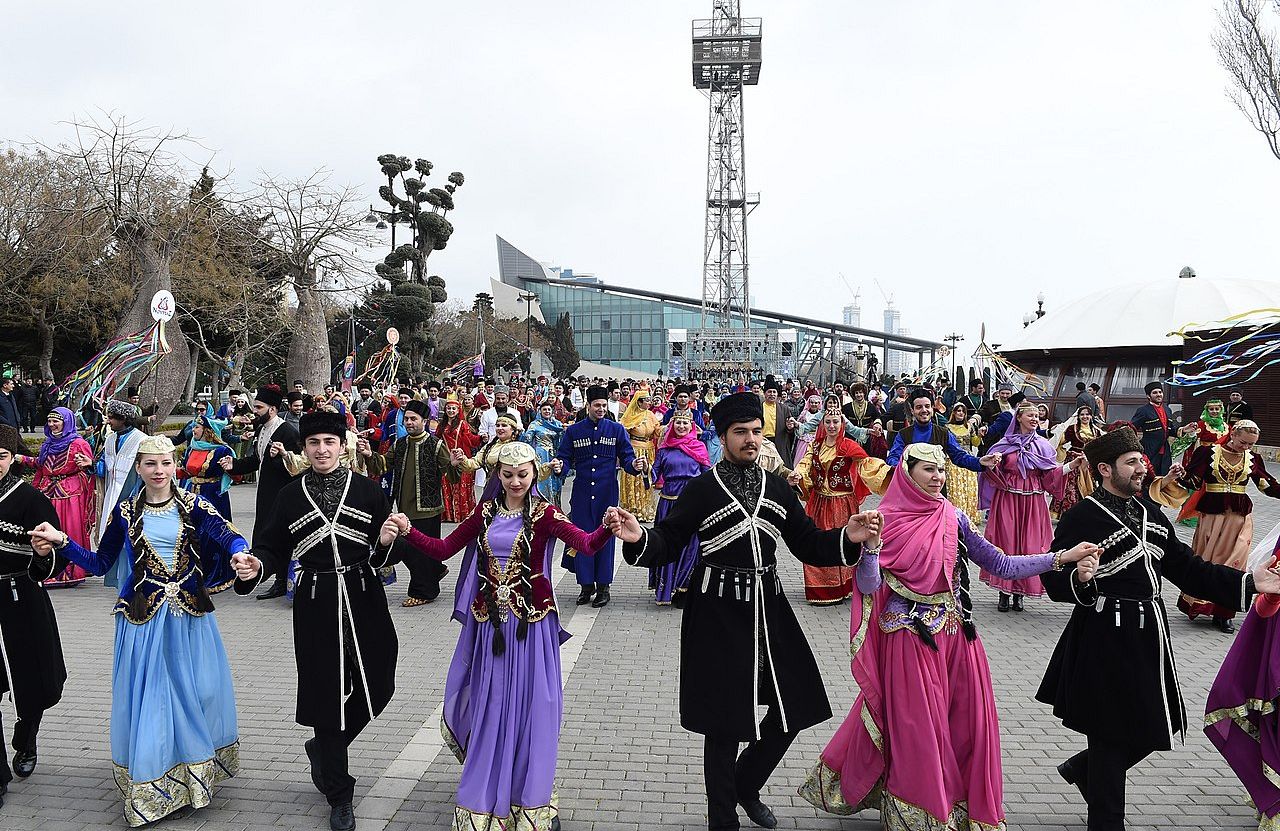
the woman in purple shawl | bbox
[397,441,611,831]
[14,406,95,586]
[1206,523,1280,830]
[978,400,1081,612]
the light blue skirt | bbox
[111,607,240,827]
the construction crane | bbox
[873,276,894,309]
[838,273,861,308]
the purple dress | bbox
[443,514,565,828]
[648,448,709,604]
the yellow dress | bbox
[945,424,981,525]
[619,412,661,522]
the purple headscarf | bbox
[38,406,80,467]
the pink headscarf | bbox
[658,417,710,469]
[831,446,959,806]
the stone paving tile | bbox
[3,468,1279,830]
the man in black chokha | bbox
[605,393,882,831]
[229,410,402,831]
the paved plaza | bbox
[3,473,1280,831]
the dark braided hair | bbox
[515,492,537,646]
[478,499,507,656]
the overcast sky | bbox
[6,1,1279,359]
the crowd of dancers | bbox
[0,369,1275,831]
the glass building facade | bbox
[495,236,936,377]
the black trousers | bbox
[1066,737,1151,831]
[0,709,41,786]
[311,708,371,807]
[703,704,799,831]
[404,516,447,601]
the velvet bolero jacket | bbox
[59,489,248,624]
[405,497,611,624]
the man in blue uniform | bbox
[558,385,648,607]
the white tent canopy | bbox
[999,273,1280,353]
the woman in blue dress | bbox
[177,415,236,520]
[521,403,566,505]
[30,434,247,827]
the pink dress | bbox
[978,452,1064,597]
[802,508,1054,829]
[24,437,95,586]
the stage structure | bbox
[683,0,781,378]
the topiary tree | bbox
[369,154,463,374]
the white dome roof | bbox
[999,274,1280,353]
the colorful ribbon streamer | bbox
[974,337,1048,396]
[1168,308,1280,390]
[57,319,172,411]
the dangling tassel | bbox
[911,616,939,652]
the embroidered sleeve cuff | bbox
[841,532,863,566]
[622,527,648,566]
[1069,573,1099,606]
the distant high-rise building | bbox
[836,304,862,358]
[883,307,915,377]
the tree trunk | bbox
[226,334,248,393]
[184,341,199,405]
[34,308,54,380]
[115,229,190,425]
[287,267,331,392]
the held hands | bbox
[979,453,1001,469]
[1252,560,1280,596]
[356,437,372,458]
[786,471,803,488]
[1166,463,1185,481]
[844,510,883,548]
[218,456,234,472]
[229,552,262,581]
[1063,542,1104,582]
[74,452,92,468]
[29,521,64,557]
[380,513,410,546]
[551,459,564,474]
[604,506,643,543]
[633,456,648,474]
[269,441,284,458]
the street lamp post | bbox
[518,291,538,375]
[943,332,964,384]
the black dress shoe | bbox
[1012,594,1025,613]
[1215,616,1237,634]
[1057,759,1087,801]
[12,749,35,778]
[576,585,595,605]
[329,802,355,831]
[997,593,1011,613]
[591,586,611,608]
[304,738,325,794]
[739,799,778,829]
[550,816,561,831]
[256,579,287,600]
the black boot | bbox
[576,584,595,605]
[1012,594,1025,613]
[997,592,1011,613]
[304,738,325,794]
[1214,616,1236,634]
[591,585,611,608]
[256,578,287,600]
[329,802,355,831]
[739,798,778,829]
[1057,758,1087,801]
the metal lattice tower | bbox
[693,1,761,330]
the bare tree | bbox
[254,170,377,391]
[1216,0,1280,159]
[0,147,127,379]
[54,113,223,421]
